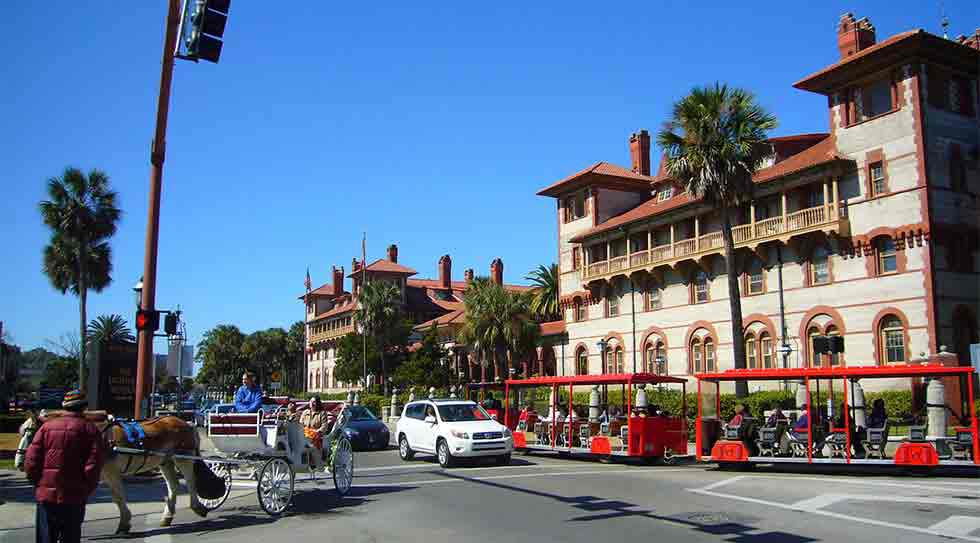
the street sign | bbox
[269,382,281,390]
[271,371,281,382]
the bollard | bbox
[346,390,354,405]
[428,386,436,400]
[849,380,866,429]
[353,391,360,406]
[635,384,648,416]
[408,387,416,403]
[589,385,600,422]
[449,385,458,399]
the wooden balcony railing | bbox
[581,203,846,281]
[309,324,355,344]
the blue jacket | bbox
[234,385,263,413]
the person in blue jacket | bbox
[234,371,263,413]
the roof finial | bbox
[940,0,950,39]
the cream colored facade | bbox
[542,20,979,391]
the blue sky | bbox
[1,2,975,357]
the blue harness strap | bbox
[118,420,146,448]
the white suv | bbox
[397,400,513,467]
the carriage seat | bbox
[756,421,787,457]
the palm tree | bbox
[459,278,539,381]
[87,314,135,345]
[40,168,121,387]
[657,84,776,397]
[354,280,403,393]
[525,263,560,321]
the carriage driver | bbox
[300,396,332,463]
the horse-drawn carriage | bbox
[196,404,355,515]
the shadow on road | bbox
[438,470,818,543]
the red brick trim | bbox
[862,230,909,277]
[685,321,719,373]
[864,148,888,197]
[911,63,939,354]
[572,342,591,375]
[872,307,913,366]
[639,326,668,373]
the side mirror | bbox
[490,414,498,421]
[424,415,437,424]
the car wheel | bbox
[437,439,455,468]
[398,435,414,461]
[496,453,511,466]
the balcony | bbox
[309,324,356,344]
[582,203,848,282]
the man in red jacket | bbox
[24,389,105,543]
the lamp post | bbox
[655,354,666,392]
[596,339,607,405]
[133,277,143,308]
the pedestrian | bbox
[24,388,105,543]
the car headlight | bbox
[344,428,359,436]
[450,429,470,439]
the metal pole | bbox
[135,0,182,419]
[777,246,789,369]
[630,277,637,373]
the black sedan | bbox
[342,406,391,451]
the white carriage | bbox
[202,406,355,516]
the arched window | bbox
[880,315,906,363]
[644,338,666,374]
[826,325,841,367]
[694,272,710,303]
[760,332,773,368]
[576,347,589,375]
[745,334,758,369]
[811,246,830,285]
[691,338,703,373]
[704,338,716,372]
[606,346,624,374]
[876,237,897,275]
[807,326,821,368]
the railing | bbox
[310,324,355,344]
[581,203,843,280]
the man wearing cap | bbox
[24,389,105,543]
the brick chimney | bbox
[351,257,360,294]
[957,31,980,51]
[438,254,452,289]
[332,265,344,295]
[464,268,474,284]
[387,244,398,263]
[490,258,503,285]
[837,13,875,59]
[629,130,651,176]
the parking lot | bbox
[2,447,980,543]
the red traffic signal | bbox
[135,309,160,332]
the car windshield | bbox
[349,406,377,421]
[437,403,491,422]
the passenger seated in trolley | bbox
[728,404,760,456]
[832,403,866,458]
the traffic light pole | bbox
[135,0,182,420]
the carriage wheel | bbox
[200,461,233,511]
[257,458,294,516]
[332,436,354,496]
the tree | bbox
[285,320,305,392]
[393,324,450,389]
[45,332,81,361]
[242,328,289,386]
[459,277,539,381]
[525,263,560,321]
[87,314,135,345]
[354,280,403,393]
[334,332,382,386]
[43,357,79,389]
[657,83,776,397]
[39,167,121,388]
[196,324,246,388]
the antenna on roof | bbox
[940,0,950,39]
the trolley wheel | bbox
[257,458,294,516]
[332,436,354,496]
[199,461,232,512]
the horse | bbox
[15,410,226,534]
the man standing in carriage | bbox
[234,371,263,413]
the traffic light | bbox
[135,309,160,333]
[812,335,830,355]
[185,0,230,63]
[829,335,845,354]
[164,313,179,336]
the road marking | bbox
[697,473,980,495]
[689,486,980,542]
[929,516,980,537]
[790,493,980,510]
[698,475,746,491]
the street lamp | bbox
[655,354,667,392]
[133,277,144,307]
[596,339,607,373]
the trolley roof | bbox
[695,363,975,382]
[505,372,686,386]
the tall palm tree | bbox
[40,168,121,387]
[87,314,135,345]
[657,84,776,397]
[525,263,560,321]
[354,280,403,393]
[459,278,539,381]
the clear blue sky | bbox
[1,2,975,356]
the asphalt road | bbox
[2,448,980,543]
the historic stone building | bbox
[537,15,979,389]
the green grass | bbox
[0,458,16,471]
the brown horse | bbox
[16,410,225,534]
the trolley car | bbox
[504,373,688,462]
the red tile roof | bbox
[414,308,467,330]
[537,161,656,197]
[793,31,919,93]
[347,259,418,277]
[571,136,847,242]
[406,278,469,291]
[297,283,347,300]
[309,295,358,322]
[539,321,566,336]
